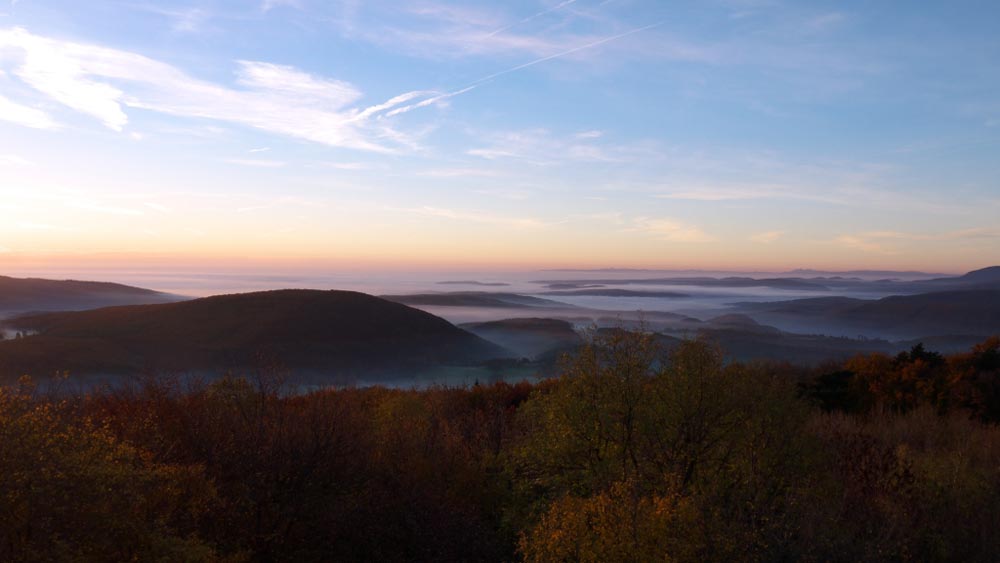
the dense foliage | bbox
[2,334,1000,561]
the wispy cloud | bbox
[130,5,211,33]
[750,230,784,243]
[313,161,371,170]
[483,0,579,39]
[656,185,786,201]
[143,202,171,213]
[225,158,287,168]
[834,227,1000,254]
[415,167,501,178]
[0,94,59,129]
[399,205,547,229]
[0,27,455,151]
[336,1,667,67]
[0,153,32,166]
[847,228,1000,243]
[833,234,896,254]
[467,128,625,164]
[469,21,665,84]
[261,0,301,13]
[633,217,715,242]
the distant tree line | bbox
[1,334,999,561]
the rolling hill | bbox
[0,275,180,316]
[734,289,1000,340]
[0,289,509,380]
[461,318,583,360]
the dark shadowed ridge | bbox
[735,288,1000,340]
[0,289,509,380]
[947,265,1000,284]
[461,318,583,360]
[0,275,182,315]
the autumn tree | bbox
[0,379,216,561]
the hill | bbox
[461,318,583,360]
[942,265,1000,285]
[0,290,508,380]
[0,275,180,316]
[735,289,1000,340]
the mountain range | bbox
[1,266,998,381]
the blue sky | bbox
[0,0,998,272]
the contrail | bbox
[483,0,579,39]
[371,21,663,120]
[471,21,665,86]
[383,86,478,118]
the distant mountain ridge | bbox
[383,292,575,309]
[0,290,508,380]
[926,266,1000,285]
[461,318,582,361]
[0,275,181,315]
[533,276,832,291]
[735,289,1000,340]
[784,268,947,279]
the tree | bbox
[0,381,216,561]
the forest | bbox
[2,332,1000,562]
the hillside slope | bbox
[0,275,180,315]
[461,318,582,360]
[0,289,508,379]
[736,289,1000,340]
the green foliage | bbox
[511,331,815,561]
[0,380,216,562]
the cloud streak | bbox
[750,230,784,243]
[834,227,1000,254]
[633,217,715,242]
[399,205,548,229]
[0,27,454,151]
[0,94,59,129]
[483,0,579,39]
[470,21,665,86]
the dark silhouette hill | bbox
[0,290,508,379]
[784,268,944,279]
[461,318,583,360]
[0,275,180,316]
[704,314,781,335]
[928,265,1000,286]
[735,289,1000,340]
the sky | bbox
[0,0,998,274]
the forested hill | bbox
[0,289,508,379]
